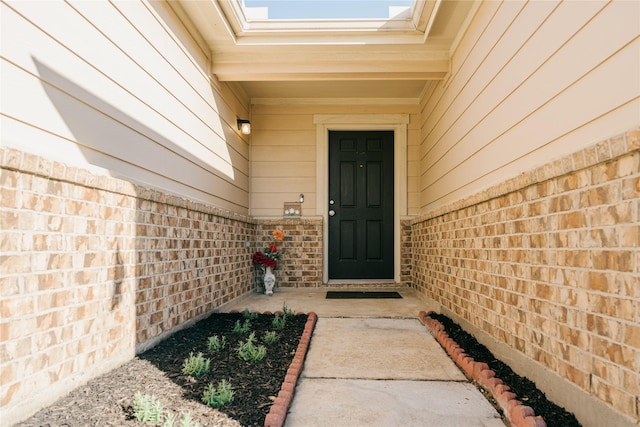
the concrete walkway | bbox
[223,288,506,427]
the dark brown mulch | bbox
[428,313,582,427]
[17,312,307,427]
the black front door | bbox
[328,130,394,279]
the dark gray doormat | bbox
[326,291,402,299]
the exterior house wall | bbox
[1,0,250,213]
[254,219,323,289]
[412,129,639,425]
[0,1,253,424]
[250,103,420,286]
[419,0,639,214]
[0,147,256,425]
[250,103,422,217]
[415,1,640,425]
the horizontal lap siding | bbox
[250,103,421,217]
[419,0,640,213]
[1,0,250,213]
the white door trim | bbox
[314,114,409,284]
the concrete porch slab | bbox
[302,318,465,381]
[285,379,505,427]
[220,287,433,318]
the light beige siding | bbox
[1,0,250,213]
[419,0,640,213]
[250,103,421,217]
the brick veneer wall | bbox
[254,219,409,288]
[0,147,255,424]
[133,194,255,350]
[411,128,640,423]
[254,219,323,288]
[400,219,412,287]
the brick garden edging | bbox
[418,311,547,427]
[263,311,318,427]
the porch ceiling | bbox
[172,1,476,101]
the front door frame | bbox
[314,114,409,284]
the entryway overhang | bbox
[170,1,478,99]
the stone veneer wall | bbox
[254,219,323,288]
[411,128,640,424]
[0,147,255,424]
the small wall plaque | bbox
[283,202,301,217]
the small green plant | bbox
[272,313,286,330]
[163,411,201,427]
[282,302,295,318]
[202,380,235,407]
[233,319,251,334]
[242,308,258,319]
[237,332,267,362]
[178,411,200,427]
[132,391,163,424]
[133,393,200,427]
[207,335,227,351]
[181,352,210,377]
[263,330,279,344]
[163,412,176,427]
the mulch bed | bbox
[14,308,586,427]
[425,312,581,427]
[16,312,309,427]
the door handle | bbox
[328,210,335,217]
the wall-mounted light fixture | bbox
[299,193,304,203]
[237,119,251,135]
